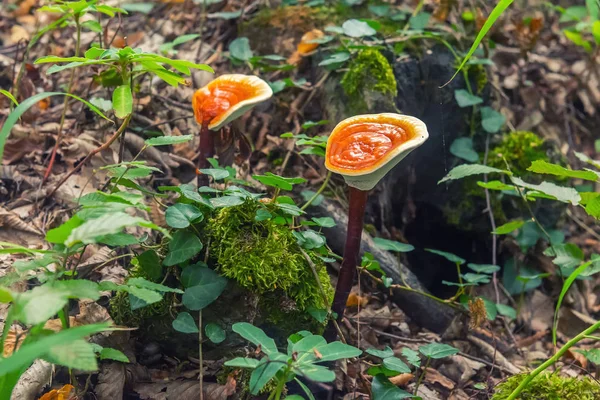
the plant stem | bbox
[506,321,600,400]
[197,122,213,187]
[300,171,331,211]
[273,378,285,400]
[414,357,431,395]
[324,186,368,342]
[199,309,203,400]
[43,16,81,183]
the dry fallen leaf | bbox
[388,373,414,387]
[39,384,75,400]
[347,292,369,307]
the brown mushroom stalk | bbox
[323,113,429,342]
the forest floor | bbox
[1,0,600,399]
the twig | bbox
[48,115,132,198]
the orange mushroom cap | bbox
[325,113,429,190]
[192,74,273,131]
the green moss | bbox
[492,373,600,400]
[341,49,397,112]
[207,201,333,316]
[488,131,547,176]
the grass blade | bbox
[0,92,113,162]
[552,260,592,346]
[442,0,514,86]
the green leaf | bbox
[467,263,500,274]
[12,285,68,325]
[317,342,362,362]
[527,160,599,181]
[446,0,515,83]
[229,37,253,61]
[318,52,350,66]
[292,334,327,355]
[127,277,182,293]
[253,173,305,190]
[492,219,525,235]
[306,306,327,323]
[81,20,102,33]
[112,85,133,119]
[401,348,421,367]
[382,357,411,373]
[44,339,98,371]
[121,2,154,13]
[98,232,139,246]
[165,203,203,228]
[296,364,335,382]
[438,164,506,184]
[0,89,18,106]
[13,254,59,273]
[480,106,506,133]
[564,30,592,52]
[224,357,260,368]
[342,19,376,37]
[454,89,483,107]
[180,262,208,288]
[209,10,242,19]
[249,354,288,394]
[99,347,129,363]
[373,238,414,252]
[511,177,581,205]
[205,323,226,344]
[496,303,516,320]
[145,135,193,147]
[418,343,459,359]
[0,323,111,376]
[65,212,156,247]
[172,312,199,333]
[182,268,227,310]
[136,250,162,281]
[0,92,112,162]
[575,349,600,365]
[210,195,245,208]
[477,180,516,191]
[199,168,230,181]
[163,231,203,266]
[450,137,479,162]
[544,243,584,269]
[425,248,465,264]
[552,260,593,346]
[371,375,415,399]
[366,346,394,359]
[311,217,336,228]
[593,20,600,45]
[462,273,490,284]
[232,322,278,355]
[585,196,600,219]
[409,11,431,30]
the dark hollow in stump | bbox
[314,200,459,334]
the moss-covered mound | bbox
[340,48,397,113]
[492,373,600,400]
[207,200,333,315]
[488,131,547,176]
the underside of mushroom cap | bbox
[325,113,429,191]
[192,74,273,131]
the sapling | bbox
[323,113,428,341]
[191,74,272,186]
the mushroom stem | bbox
[325,186,368,342]
[197,121,214,187]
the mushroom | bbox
[192,74,272,186]
[323,113,428,341]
